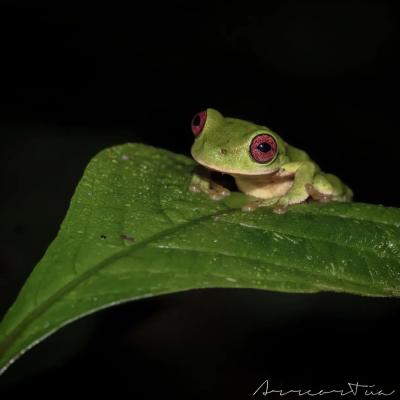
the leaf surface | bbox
[1,143,399,374]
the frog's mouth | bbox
[193,156,279,176]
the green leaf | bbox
[0,143,400,374]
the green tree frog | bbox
[189,108,352,214]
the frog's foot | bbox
[273,197,294,214]
[189,181,230,201]
[273,202,289,214]
[189,170,230,201]
[241,198,278,212]
[242,196,302,214]
[208,182,230,201]
[271,187,311,214]
[241,200,262,212]
[305,183,333,203]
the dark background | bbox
[0,2,399,398]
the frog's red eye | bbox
[250,134,277,164]
[191,111,207,137]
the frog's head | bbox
[190,108,289,175]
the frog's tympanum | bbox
[189,108,352,214]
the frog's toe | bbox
[209,191,225,201]
[273,203,289,214]
[241,202,260,212]
[272,197,290,214]
[189,183,202,193]
[219,187,231,198]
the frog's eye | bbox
[250,134,277,163]
[191,111,207,137]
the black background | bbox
[0,2,399,398]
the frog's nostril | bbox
[220,148,228,155]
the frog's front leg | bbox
[272,161,317,214]
[240,162,316,213]
[189,167,230,201]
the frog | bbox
[189,108,352,214]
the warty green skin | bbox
[190,108,353,213]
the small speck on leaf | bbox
[121,234,135,243]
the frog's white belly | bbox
[232,173,294,199]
